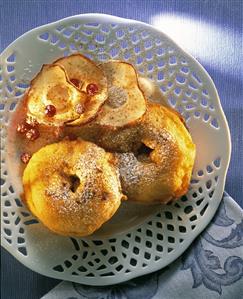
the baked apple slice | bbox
[26,64,87,126]
[54,54,108,126]
[96,61,147,128]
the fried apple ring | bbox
[115,103,196,203]
[22,140,125,236]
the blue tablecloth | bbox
[1,1,242,298]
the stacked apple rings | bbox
[23,54,195,236]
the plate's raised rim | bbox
[1,13,231,285]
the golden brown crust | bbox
[97,125,142,153]
[22,140,125,236]
[116,103,196,203]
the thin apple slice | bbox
[26,64,87,126]
[96,61,147,128]
[54,54,108,126]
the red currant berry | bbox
[20,152,31,164]
[25,128,40,141]
[75,104,84,114]
[45,105,56,117]
[16,122,31,134]
[86,83,99,95]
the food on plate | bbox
[54,54,108,125]
[96,125,141,153]
[22,140,125,236]
[26,64,88,126]
[138,76,167,106]
[116,103,196,204]
[92,76,169,153]
[10,53,196,236]
[95,60,147,128]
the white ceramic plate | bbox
[0,14,231,286]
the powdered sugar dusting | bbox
[116,152,159,189]
[37,141,123,233]
[106,86,127,108]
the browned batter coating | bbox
[115,103,196,203]
[23,140,126,236]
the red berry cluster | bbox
[16,119,40,141]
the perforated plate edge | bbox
[0,14,231,285]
